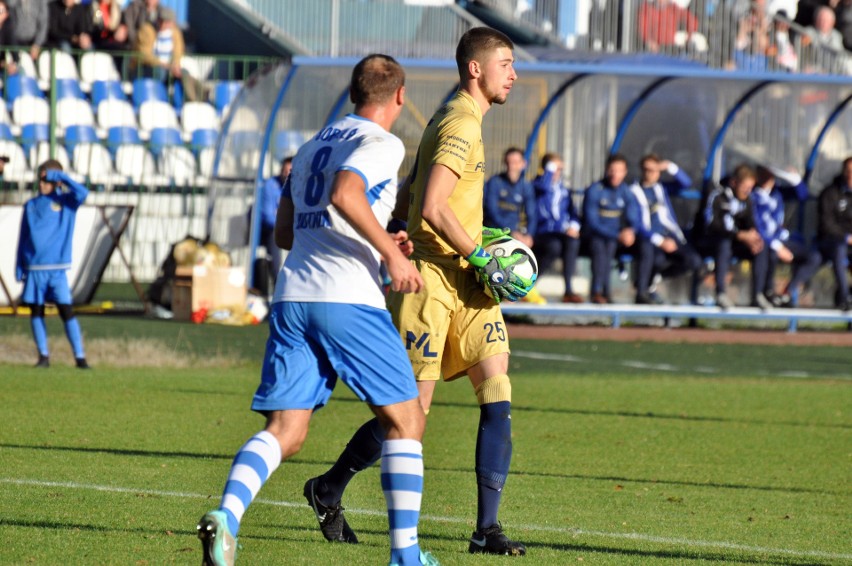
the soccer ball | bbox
[483,236,538,299]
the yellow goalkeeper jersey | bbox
[407,90,486,270]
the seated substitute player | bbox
[583,153,639,304]
[628,153,702,304]
[15,159,90,369]
[816,156,852,311]
[301,27,529,557]
[532,152,583,303]
[196,55,439,566]
[751,166,821,308]
[702,164,765,309]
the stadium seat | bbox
[0,123,13,140]
[55,78,86,100]
[106,125,142,155]
[13,96,49,127]
[132,78,168,109]
[20,123,49,155]
[5,75,43,109]
[91,80,128,108]
[72,142,126,188]
[180,101,219,138]
[29,142,71,172]
[179,54,214,82]
[38,50,80,83]
[213,80,242,116]
[15,51,39,81]
[0,140,33,183]
[56,98,96,129]
[64,124,98,155]
[138,100,179,132]
[114,143,169,187]
[159,145,199,186]
[197,146,216,178]
[97,98,138,130]
[80,52,121,86]
[190,128,217,155]
[148,126,183,157]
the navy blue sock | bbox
[475,401,512,530]
[318,417,384,505]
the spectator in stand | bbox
[0,0,19,75]
[47,0,93,52]
[806,5,845,48]
[532,152,582,303]
[734,0,772,71]
[628,153,702,304]
[751,166,822,308]
[801,6,846,72]
[816,156,852,310]
[583,153,638,304]
[637,0,702,53]
[483,147,536,249]
[7,0,48,63]
[260,156,292,284]
[702,164,765,310]
[483,147,546,304]
[89,0,126,50]
[132,8,204,101]
[836,0,852,51]
[121,0,164,50]
[771,10,800,71]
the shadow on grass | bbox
[0,518,836,566]
[0,442,840,496]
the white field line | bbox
[2,477,850,562]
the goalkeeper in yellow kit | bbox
[302,27,529,556]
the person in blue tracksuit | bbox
[751,166,821,308]
[259,156,293,279]
[583,153,639,304]
[483,146,536,249]
[532,152,583,302]
[16,159,90,369]
[628,153,702,304]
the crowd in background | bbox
[483,148,852,311]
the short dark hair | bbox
[640,153,661,167]
[732,163,757,182]
[540,152,561,170]
[38,159,63,176]
[756,165,774,186]
[606,153,628,168]
[455,27,514,79]
[349,54,405,107]
[503,146,524,160]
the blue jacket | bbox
[628,165,691,245]
[583,179,638,240]
[16,171,89,280]
[260,175,285,230]
[751,186,790,251]
[483,172,536,234]
[532,168,580,235]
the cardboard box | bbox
[172,266,247,322]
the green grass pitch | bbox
[0,315,849,565]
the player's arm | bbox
[420,163,477,257]
[274,194,294,250]
[45,169,88,208]
[330,170,422,294]
[15,213,28,282]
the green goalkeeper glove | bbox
[481,226,511,248]
[466,244,530,303]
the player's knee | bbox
[57,304,74,322]
[475,374,512,405]
[30,304,45,318]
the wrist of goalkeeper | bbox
[465,245,530,302]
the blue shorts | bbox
[252,302,419,413]
[21,270,72,305]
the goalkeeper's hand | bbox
[466,244,530,303]
[481,226,511,248]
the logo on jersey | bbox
[405,331,438,358]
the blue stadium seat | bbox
[132,78,168,109]
[55,78,85,100]
[5,75,43,108]
[213,81,242,116]
[190,128,217,155]
[106,125,141,156]
[64,124,98,155]
[91,80,127,108]
[20,123,49,155]
[0,122,13,140]
[148,126,183,157]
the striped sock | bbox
[381,439,423,565]
[219,430,281,536]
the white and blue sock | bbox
[382,438,424,565]
[219,430,281,536]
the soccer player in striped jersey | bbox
[197,54,438,566]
